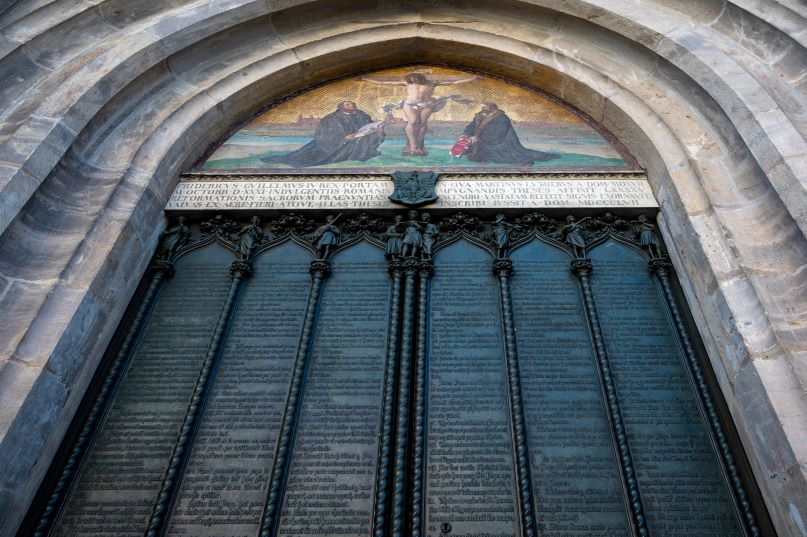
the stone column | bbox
[258,259,330,537]
[571,258,649,537]
[144,258,252,537]
[493,258,537,537]
[410,259,433,537]
[391,257,419,537]
[32,260,175,537]
[372,259,405,537]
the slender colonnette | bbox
[372,260,405,537]
[650,258,760,537]
[144,259,252,537]
[571,258,650,537]
[493,258,537,537]
[33,260,174,537]
[391,257,419,537]
[409,260,433,536]
[258,259,330,537]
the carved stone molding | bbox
[180,172,649,182]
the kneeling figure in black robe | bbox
[463,102,560,165]
[262,101,383,167]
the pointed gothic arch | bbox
[0,3,804,535]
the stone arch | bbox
[0,2,804,535]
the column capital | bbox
[388,259,406,276]
[492,258,513,277]
[229,260,253,279]
[150,260,174,278]
[649,257,672,275]
[309,260,331,277]
[402,257,420,273]
[570,258,593,276]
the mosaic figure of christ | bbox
[359,71,479,156]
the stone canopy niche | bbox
[27,207,768,537]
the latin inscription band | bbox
[167,178,657,211]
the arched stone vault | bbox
[0,1,804,535]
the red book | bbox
[449,135,471,157]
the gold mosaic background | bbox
[248,66,585,126]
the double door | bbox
[37,211,757,537]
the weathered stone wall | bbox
[0,1,804,535]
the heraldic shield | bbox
[388,171,440,206]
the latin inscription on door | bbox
[55,246,233,536]
[46,214,754,537]
[277,243,389,536]
[510,242,629,536]
[167,243,312,536]
[427,241,519,537]
[589,241,742,536]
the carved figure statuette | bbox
[314,214,342,260]
[157,216,190,261]
[420,213,439,259]
[633,214,661,258]
[384,215,404,260]
[492,213,515,258]
[236,216,265,259]
[400,210,423,258]
[562,214,589,258]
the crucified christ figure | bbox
[362,71,479,156]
